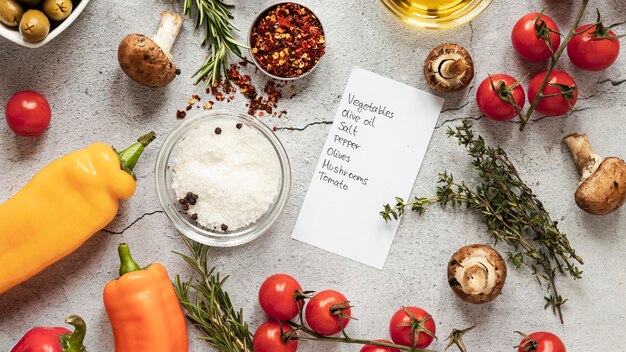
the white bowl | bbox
[0,0,90,48]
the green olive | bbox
[43,0,72,21]
[19,9,49,43]
[0,0,24,27]
[17,0,42,5]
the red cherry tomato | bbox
[360,340,401,352]
[5,90,51,136]
[512,13,560,61]
[527,70,578,116]
[517,331,566,352]
[305,290,352,336]
[476,74,526,121]
[253,320,298,352]
[567,23,620,71]
[388,307,436,349]
[258,274,304,320]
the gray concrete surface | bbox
[1,0,625,351]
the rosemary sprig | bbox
[381,121,583,323]
[180,0,248,87]
[174,237,254,351]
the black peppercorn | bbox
[192,193,199,200]
[215,127,222,135]
[189,198,196,205]
[236,123,243,129]
[186,192,193,198]
[221,224,228,231]
[178,198,186,204]
[182,204,189,211]
[191,213,198,220]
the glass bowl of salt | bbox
[155,109,291,247]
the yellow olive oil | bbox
[381,0,493,29]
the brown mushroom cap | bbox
[575,157,626,215]
[447,244,507,304]
[424,43,474,92]
[563,133,626,215]
[118,34,178,88]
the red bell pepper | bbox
[11,315,87,352]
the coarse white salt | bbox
[171,119,281,231]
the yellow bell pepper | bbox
[0,132,156,294]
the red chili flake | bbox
[185,105,192,111]
[179,63,292,119]
[176,110,187,119]
[250,3,326,78]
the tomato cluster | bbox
[253,274,437,351]
[477,11,621,122]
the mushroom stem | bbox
[563,133,603,180]
[447,244,507,304]
[152,11,184,56]
[440,59,467,79]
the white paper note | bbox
[292,67,444,269]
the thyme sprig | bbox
[381,121,583,323]
[180,0,248,87]
[174,237,254,351]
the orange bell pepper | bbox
[103,243,189,352]
[0,132,156,295]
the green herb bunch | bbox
[381,121,583,323]
[180,0,248,87]
[174,237,254,351]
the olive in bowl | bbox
[43,0,72,21]
[0,0,24,27]
[19,9,49,42]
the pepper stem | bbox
[118,243,142,277]
[118,131,157,176]
[59,315,87,352]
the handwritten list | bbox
[292,67,444,269]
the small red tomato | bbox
[305,290,352,336]
[360,340,401,352]
[568,23,620,71]
[527,70,578,116]
[5,90,51,136]
[476,74,526,121]
[389,307,436,349]
[512,13,560,61]
[517,331,566,352]
[253,320,298,352]
[258,274,304,321]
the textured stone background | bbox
[1,0,625,351]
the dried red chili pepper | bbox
[251,3,326,78]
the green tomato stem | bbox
[519,0,590,131]
[289,323,435,352]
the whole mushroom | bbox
[424,43,474,92]
[447,244,507,304]
[118,11,184,88]
[563,133,626,215]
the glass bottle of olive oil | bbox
[381,0,493,29]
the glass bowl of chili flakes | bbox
[249,2,326,80]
